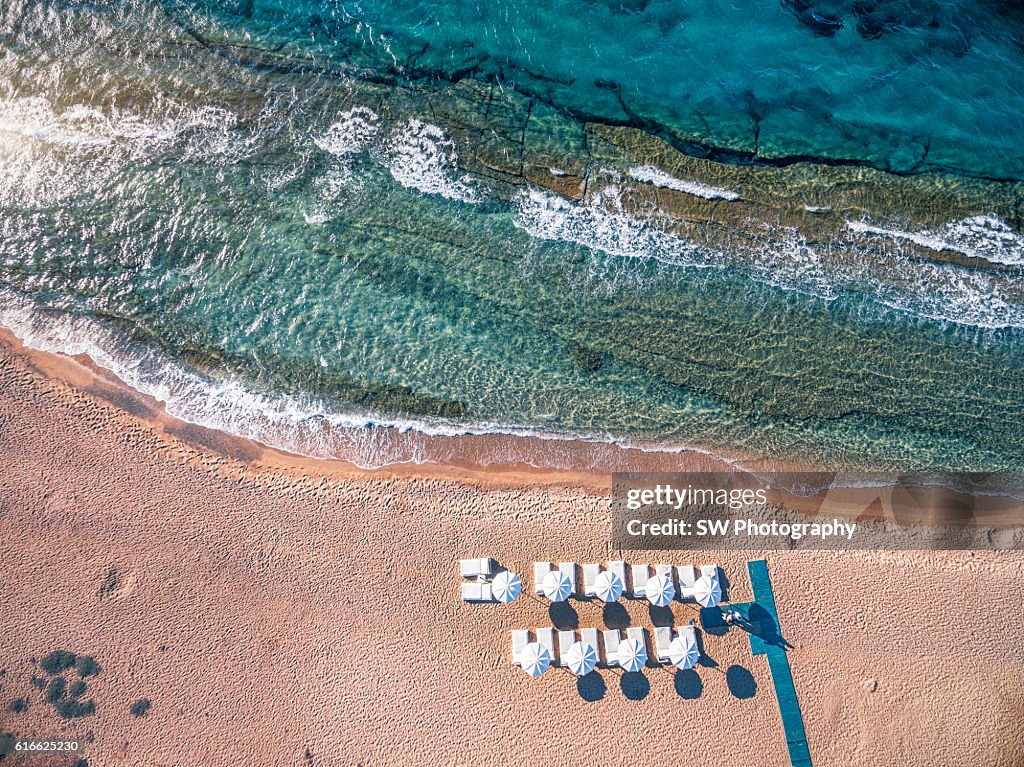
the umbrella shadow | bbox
[620,671,650,701]
[648,604,674,627]
[726,665,758,699]
[602,602,630,629]
[674,669,703,699]
[549,601,579,630]
[576,671,606,702]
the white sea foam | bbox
[0,95,235,150]
[313,106,380,157]
[512,184,1024,330]
[382,119,480,202]
[847,215,1024,266]
[628,164,740,201]
[0,95,241,205]
[512,185,710,268]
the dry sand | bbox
[1,337,1023,767]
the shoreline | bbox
[4,324,1024,528]
[1,324,764,493]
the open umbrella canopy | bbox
[693,574,722,607]
[519,642,551,676]
[491,570,522,603]
[594,570,623,603]
[542,570,573,602]
[645,573,675,606]
[616,637,647,672]
[669,634,700,670]
[565,641,598,676]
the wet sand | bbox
[1,335,1023,766]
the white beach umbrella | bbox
[542,570,572,602]
[645,573,675,607]
[593,570,623,603]
[519,642,551,676]
[669,634,700,670]
[616,637,647,673]
[693,574,722,608]
[564,641,598,676]
[491,570,522,604]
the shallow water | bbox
[1,0,1023,470]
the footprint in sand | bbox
[97,565,136,600]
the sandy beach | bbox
[1,334,1024,766]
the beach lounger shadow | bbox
[694,629,720,670]
[717,568,732,601]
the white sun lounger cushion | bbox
[533,562,552,594]
[602,629,621,666]
[654,626,673,662]
[582,564,601,596]
[630,564,649,597]
[511,630,530,664]
[557,630,576,664]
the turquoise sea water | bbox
[1,0,1023,470]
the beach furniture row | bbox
[459,558,721,606]
[536,560,721,606]
[511,624,701,675]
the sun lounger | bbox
[461,582,495,602]
[626,626,646,651]
[677,565,697,600]
[460,557,496,580]
[602,629,621,667]
[580,627,599,652]
[701,564,719,580]
[511,630,530,665]
[583,563,601,597]
[607,560,628,589]
[533,562,552,595]
[630,564,649,598]
[654,564,673,581]
[654,626,673,662]
[677,623,698,644]
[557,630,576,665]
[558,562,578,595]
[536,627,556,660]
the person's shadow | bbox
[747,604,793,650]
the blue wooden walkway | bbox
[701,560,812,767]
